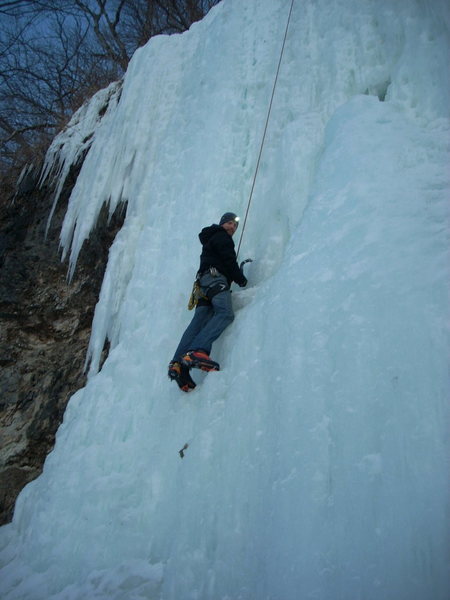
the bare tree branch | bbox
[0,0,221,188]
[0,120,53,149]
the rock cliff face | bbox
[0,168,123,525]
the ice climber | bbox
[168,212,248,391]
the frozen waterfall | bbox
[1,0,449,599]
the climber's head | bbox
[219,212,239,235]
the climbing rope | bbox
[236,0,296,257]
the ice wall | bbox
[1,0,449,599]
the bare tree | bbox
[69,1,220,68]
[0,0,221,194]
[73,1,130,70]
[0,5,118,181]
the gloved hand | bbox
[238,276,248,288]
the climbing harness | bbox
[187,259,253,310]
[236,0,296,257]
[187,267,230,310]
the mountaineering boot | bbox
[181,350,220,372]
[168,361,196,392]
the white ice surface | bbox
[1,1,449,599]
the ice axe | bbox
[239,258,253,275]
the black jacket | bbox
[198,224,247,286]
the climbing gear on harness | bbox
[204,266,219,277]
[188,279,208,310]
[236,0,296,258]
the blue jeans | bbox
[172,274,234,361]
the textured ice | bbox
[1,0,449,599]
[40,82,122,237]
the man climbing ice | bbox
[168,212,248,392]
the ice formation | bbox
[1,0,449,598]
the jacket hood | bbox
[198,224,224,244]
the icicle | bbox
[40,81,122,238]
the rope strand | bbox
[237,0,296,257]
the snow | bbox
[1,0,449,599]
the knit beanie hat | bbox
[219,212,239,227]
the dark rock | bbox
[0,166,124,525]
